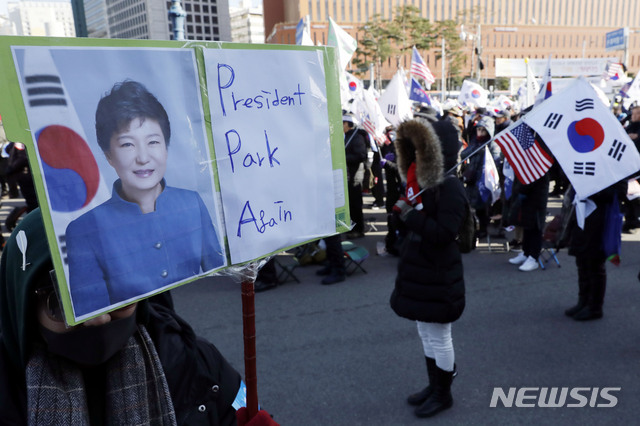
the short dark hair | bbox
[95,80,170,152]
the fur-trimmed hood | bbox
[395,119,444,190]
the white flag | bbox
[341,71,364,106]
[534,55,552,106]
[327,17,357,71]
[488,95,513,115]
[355,88,390,142]
[621,73,640,108]
[523,58,540,109]
[479,147,501,205]
[295,16,314,46]
[377,70,413,126]
[458,80,488,108]
[522,77,640,199]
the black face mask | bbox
[39,313,138,366]
[476,133,490,144]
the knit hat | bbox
[0,209,52,370]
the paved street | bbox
[169,194,640,426]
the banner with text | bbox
[0,36,346,325]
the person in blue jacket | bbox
[66,80,224,317]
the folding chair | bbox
[365,217,378,233]
[341,241,369,276]
[538,246,561,270]
[273,255,301,284]
[539,214,562,270]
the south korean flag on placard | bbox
[522,77,640,199]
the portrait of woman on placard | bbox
[65,80,224,317]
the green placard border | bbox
[0,36,348,325]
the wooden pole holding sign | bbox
[241,279,259,419]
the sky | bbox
[228,0,261,8]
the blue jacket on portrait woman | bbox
[66,179,224,317]
[390,118,466,324]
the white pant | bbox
[416,321,454,372]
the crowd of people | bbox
[0,117,39,249]
[0,93,638,423]
[290,97,638,418]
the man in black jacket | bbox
[343,115,368,239]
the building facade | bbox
[7,0,76,37]
[71,0,231,41]
[0,15,17,35]
[265,0,640,83]
[230,0,264,43]
[268,0,640,28]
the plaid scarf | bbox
[26,325,177,425]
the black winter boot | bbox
[565,271,589,317]
[574,262,606,321]
[414,365,455,418]
[407,357,436,406]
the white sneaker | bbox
[508,252,527,265]
[519,256,539,272]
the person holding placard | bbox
[65,81,224,317]
[0,209,251,425]
[390,117,466,418]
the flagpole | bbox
[624,27,630,68]
[441,36,445,103]
[369,63,374,90]
[344,125,362,148]
[440,37,446,103]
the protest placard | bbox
[0,37,347,324]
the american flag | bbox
[362,114,376,136]
[494,121,554,184]
[362,114,385,144]
[410,46,435,86]
[604,62,623,80]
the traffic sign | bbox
[606,28,627,52]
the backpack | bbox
[293,242,326,265]
[542,186,575,249]
[457,201,478,253]
[439,175,477,253]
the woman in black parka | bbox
[390,117,466,418]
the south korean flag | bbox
[522,77,640,199]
